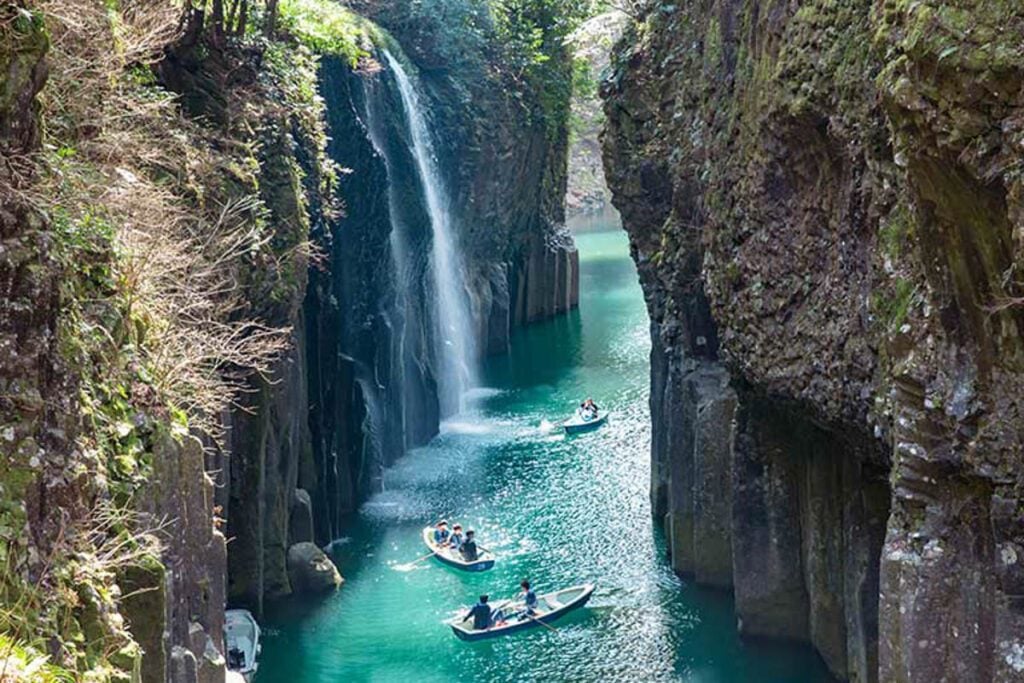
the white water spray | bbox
[384,50,478,415]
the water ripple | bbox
[257,229,831,683]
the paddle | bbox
[405,551,436,565]
[498,594,558,633]
[522,611,558,634]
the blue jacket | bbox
[433,528,449,544]
[467,602,492,630]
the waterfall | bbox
[383,49,478,415]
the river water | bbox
[257,225,832,682]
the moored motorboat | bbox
[422,527,496,572]
[446,584,595,641]
[562,410,609,434]
[225,609,261,681]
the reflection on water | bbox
[257,224,831,682]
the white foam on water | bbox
[323,537,352,553]
[391,560,429,573]
[439,415,516,437]
[360,491,435,523]
[439,419,494,435]
[464,386,503,399]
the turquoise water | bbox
[257,228,832,683]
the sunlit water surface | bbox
[257,225,832,682]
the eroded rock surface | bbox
[603,1,1024,680]
[219,16,581,614]
[287,542,343,595]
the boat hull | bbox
[563,413,608,434]
[225,609,260,681]
[448,584,594,641]
[422,528,495,572]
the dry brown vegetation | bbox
[1,0,318,676]
[36,0,295,438]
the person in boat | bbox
[463,594,495,630]
[448,523,465,552]
[227,647,246,670]
[433,520,450,546]
[579,397,599,420]
[518,579,539,618]
[460,529,479,562]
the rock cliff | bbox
[603,1,1024,681]
[566,12,628,219]
[1,1,580,679]
[214,8,580,615]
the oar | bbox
[522,610,558,633]
[499,595,558,633]
[405,551,436,566]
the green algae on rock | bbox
[602,0,1024,681]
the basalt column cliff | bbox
[0,1,578,679]
[225,11,580,615]
[602,2,1024,681]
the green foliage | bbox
[568,54,599,142]
[277,0,375,65]
[0,635,75,682]
[879,204,914,261]
[488,0,592,139]
[9,6,46,37]
[364,0,609,141]
[872,277,916,330]
[47,170,164,516]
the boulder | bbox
[289,488,315,545]
[286,542,343,595]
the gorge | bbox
[1,0,1023,682]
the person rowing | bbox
[579,397,599,421]
[517,579,539,619]
[462,594,495,631]
[460,529,479,562]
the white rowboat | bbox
[422,527,496,572]
[225,609,261,681]
[446,584,595,641]
[563,411,608,434]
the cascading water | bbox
[383,50,478,416]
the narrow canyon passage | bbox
[257,224,832,682]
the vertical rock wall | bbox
[602,1,1024,681]
[223,22,581,613]
[129,433,227,683]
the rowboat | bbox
[225,609,261,681]
[447,584,595,641]
[563,411,608,434]
[421,527,495,572]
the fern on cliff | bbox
[0,636,74,683]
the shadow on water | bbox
[484,307,584,395]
